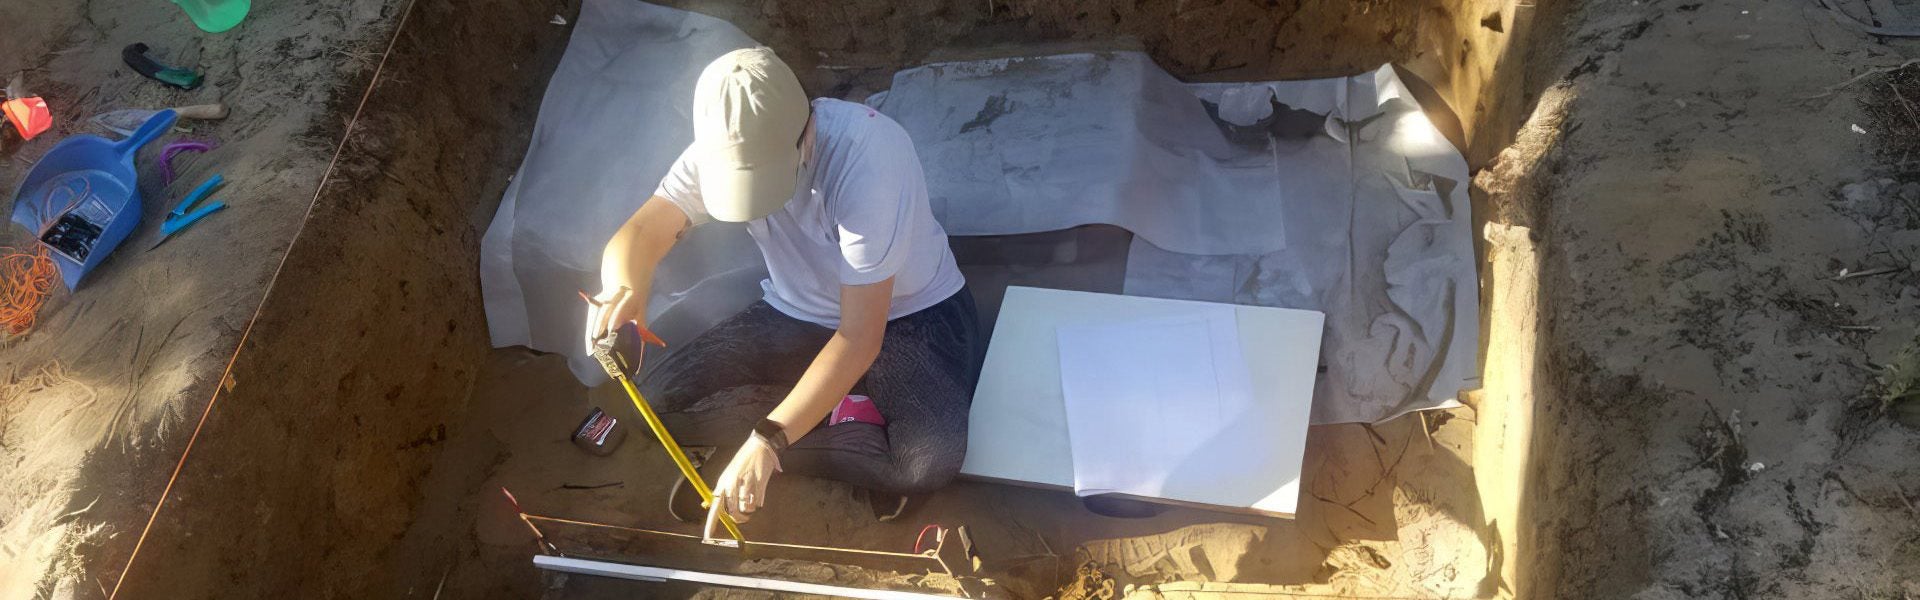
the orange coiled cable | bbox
[0,246,57,335]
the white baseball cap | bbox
[691,47,810,222]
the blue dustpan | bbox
[8,109,175,289]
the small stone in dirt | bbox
[1893,390,1920,429]
[1842,179,1892,202]
[1840,179,1894,220]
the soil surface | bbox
[1,0,1524,596]
[6,0,1917,598]
[6,0,1525,597]
[1,0,401,597]
[395,0,1533,597]
[1480,0,1920,597]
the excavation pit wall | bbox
[102,0,1567,597]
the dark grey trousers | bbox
[639,287,982,495]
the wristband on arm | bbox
[753,418,790,454]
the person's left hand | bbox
[705,433,782,539]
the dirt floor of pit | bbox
[2,0,1557,597]
[368,1,1558,599]
[403,241,1491,599]
[0,0,1559,598]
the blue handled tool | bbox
[147,173,226,251]
[9,109,176,289]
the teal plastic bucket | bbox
[172,0,250,33]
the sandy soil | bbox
[383,1,1540,598]
[402,347,1495,599]
[94,0,576,596]
[0,0,401,596]
[10,0,1916,598]
[2,0,1542,597]
[1476,0,1920,597]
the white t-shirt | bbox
[656,98,965,328]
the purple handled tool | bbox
[160,140,215,186]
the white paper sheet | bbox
[1056,311,1253,499]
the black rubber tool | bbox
[122,43,203,90]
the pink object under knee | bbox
[829,394,885,427]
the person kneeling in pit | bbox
[583,47,979,534]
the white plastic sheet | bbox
[1119,109,1481,423]
[478,0,1480,423]
[878,55,1478,424]
[480,0,768,382]
[869,54,1294,256]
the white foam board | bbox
[960,286,1325,515]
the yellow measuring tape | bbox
[594,333,745,544]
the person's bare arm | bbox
[768,277,894,441]
[706,277,894,531]
[585,197,689,353]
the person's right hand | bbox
[582,285,639,355]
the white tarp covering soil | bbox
[479,0,1478,423]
